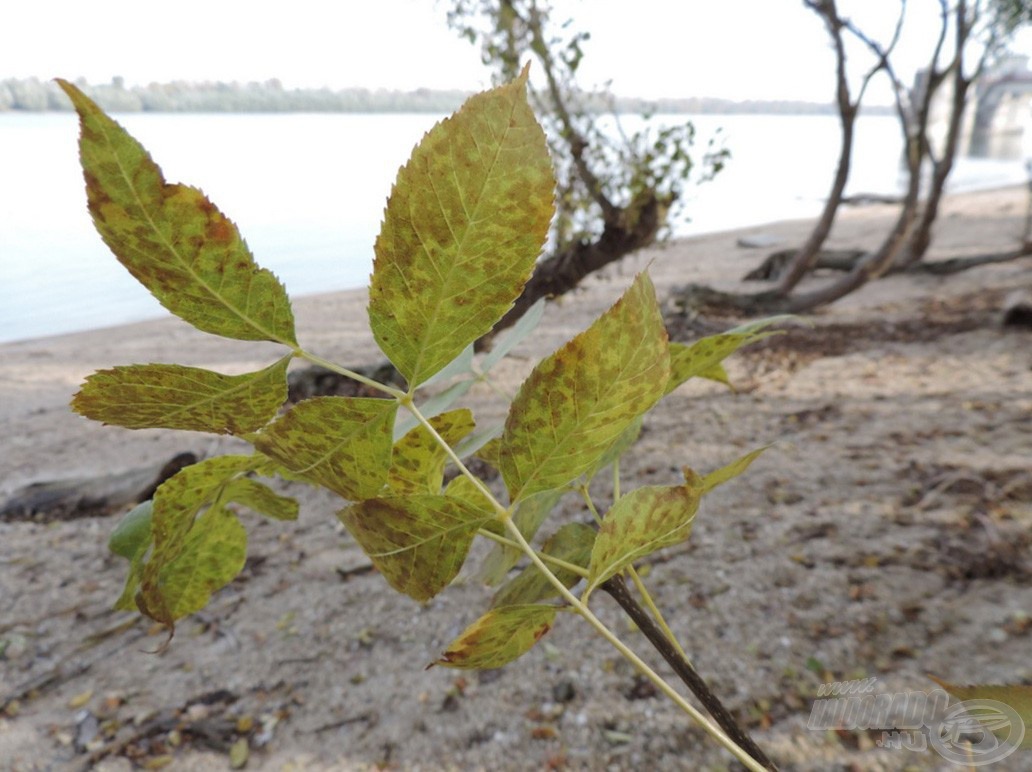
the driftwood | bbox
[743,248,866,281]
[287,360,405,401]
[0,452,196,523]
[841,193,904,206]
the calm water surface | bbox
[0,111,1026,343]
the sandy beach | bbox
[1,185,1031,770]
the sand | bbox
[1,186,1031,771]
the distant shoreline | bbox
[0,76,895,116]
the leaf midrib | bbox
[97,116,293,347]
[130,358,287,428]
[408,89,522,384]
[510,302,663,501]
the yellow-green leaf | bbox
[698,362,731,388]
[586,478,703,597]
[500,273,670,502]
[433,604,557,669]
[473,437,503,471]
[492,523,594,608]
[368,66,554,387]
[388,409,475,494]
[444,475,497,515]
[701,446,768,494]
[72,357,290,435]
[338,495,492,601]
[136,455,257,626]
[254,397,397,501]
[57,80,297,346]
[665,318,786,396]
[223,477,298,521]
[583,416,643,482]
[139,500,247,626]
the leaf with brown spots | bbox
[582,416,643,482]
[338,495,493,601]
[444,475,497,516]
[665,318,787,395]
[492,523,594,608]
[72,356,289,435]
[222,477,299,522]
[253,397,397,501]
[133,455,258,626]
[368,65,554,387]
[433,604,557,669]
[586,477,703,597]
[57,80,297,346]
[388,409,475,494]
[499,272,670,503]
[112,456,296,623]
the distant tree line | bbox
[0,76,886,115]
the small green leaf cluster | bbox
[61,71,771,686]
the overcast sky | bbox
[4,1,1031,103]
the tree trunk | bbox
[900,15,975,268]
[775,0,862,296]
[480,192,667,348]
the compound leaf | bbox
[388,409,475,494]
[368,66,554,387]
[586,477,703,596]
[433,604,557,670]
[339,494,492,601]
[492,522,594,608]
[72,356,289,435]
[500,272,669,502]
[57,80,297,346]
[254,397,397,501]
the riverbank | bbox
[1,185,1031,770]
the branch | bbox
[601,575,779,771]
[518,2,619,222]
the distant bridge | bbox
[967,57,1032,159]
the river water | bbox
[1,111,1027,343]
